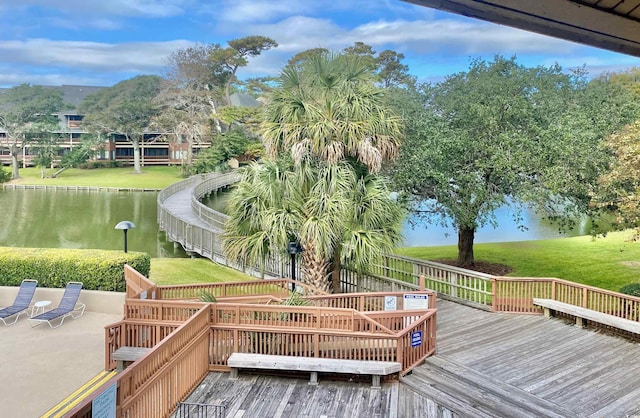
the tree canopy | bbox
[209,36,278,106]
[263,52,403,173]
[0,84,65,179]
[79,75,163,174]
[390,55,637,266]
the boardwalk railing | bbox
[158,171,291,279]
[493,277,640,321]
[341,255,493,309]
[191,172,239,230]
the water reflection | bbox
[0,189,186,258]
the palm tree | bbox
[262,53,403,173]
[224,53,405,293]
[223,158,404,293]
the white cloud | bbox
[234,16,588,79]
[6,0,190,18]
[212,0,315,24]
[0,39,193,75]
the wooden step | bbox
[401,356,577,418]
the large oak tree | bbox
[390,56,636,266]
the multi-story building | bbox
[0,84,251,167]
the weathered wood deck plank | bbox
[178,373,397,418]
[432,299,640,417]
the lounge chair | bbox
[0,279,38,326]
[29,282,85,329]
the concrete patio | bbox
[0,286,123,418]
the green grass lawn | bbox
[8,166,183,189]
[396,230,640,292]
[149,258,254,285]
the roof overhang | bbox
[402,0,640,58]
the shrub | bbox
[0,247,150,292]
[0,166,10,183]
[620,283,640,297]
[78,160,127,169]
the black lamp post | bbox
[287,241,302,291]
[115,221,136,253]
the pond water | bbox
[0,188,586,258]
[0,188,185,258]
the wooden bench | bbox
[112,346,152,371]
[227,353,401,388]
[533,298,640,334]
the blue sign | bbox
[92,382,116,418]
[411,331,422,347]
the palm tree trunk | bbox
[302,245,330,294]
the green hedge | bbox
[0,247,150,292]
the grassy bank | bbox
[149,258,253,285]
[396,230,640,292]
[7,166,183,189]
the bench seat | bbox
[533,298,640,334]
[112,346,152,371]
[227,353,401,388]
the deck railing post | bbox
[491,279,496,312]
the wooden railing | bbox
[124,264,157,299]
[117,306,210,418]
[207,304,436,374]
[341,255,493,309]
[124,300,204,321]
[493,277,640,321]
[156,278,325,300]
[74,306,211,418]
[306,290,436,311]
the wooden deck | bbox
[182,299,640,417]
[177,372,398,418]
[406,299,640,417]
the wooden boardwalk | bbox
[182,299,640,417]
[162,186,215,230]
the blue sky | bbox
[1,0,639,88]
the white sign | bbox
[92,382,116,418]
[403,294,429,310]
[384,296,397,311]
